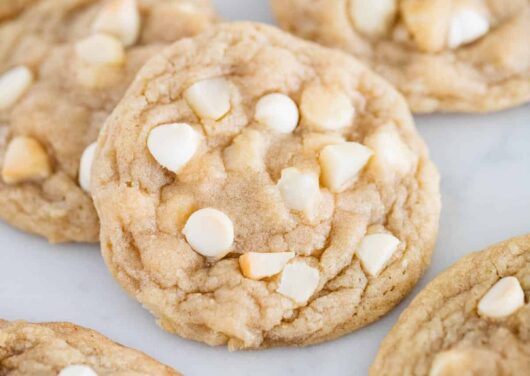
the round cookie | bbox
[0,320,180,375]
[92,22,441,349]
[0,0,217,243]
[371,234,530,376]
[271,0,530,113]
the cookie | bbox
[91,22,441,349]
[0,0,217,243]
[271,0,530,113]
[0,320,180,375]
[370,234,530,376]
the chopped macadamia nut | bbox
[255,93,299,133]
[239,252,295,280]
[277,167,320,217]
[183,208,234,258]
[93,0,140,47]
[277,261,320,304]
[75,33,125,66]
[79,142,97,192]
[184,77,231,120]
[350,0,398,37]
[0,66,33,110]
[400,0,453,52]
[365,127,416,176]
[2,136,51,184]
[300,85,354,131]
[319,142,373,193]
[357,233,400,276]
[448,7,490,49]
[477,276,524,319]
[147,123,200,173]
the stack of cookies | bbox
[0,0,528,375]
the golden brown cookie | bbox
[0,0,35,20]
[271,0,530,113]
[91,22,441,349]
[0,320,180,375]
[0,0,217,243]
[371,234,530,376]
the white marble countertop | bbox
[1,2,529,375]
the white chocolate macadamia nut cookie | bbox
[272,0,530,113]
[0,0,217,242]
[371,234,530,376]
[92,23,440,349]
[0,320,180,375]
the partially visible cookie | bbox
[92,22,440,349]
[271,0,530,113]
[370,234,530,376]
[0,0,217,243]
[0,320,180,375]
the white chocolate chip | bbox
[448,8,490,49]
[255,93,299,133]
[277,261,320,304]
[147,123,200,173]
[350,0,398,37]
[239,252,295,280]
[2,136,51,184]
[183,208,234,258]
[0,66,33,110]
[477,276,525,319]
[319,142,373,193]
[277,167,320,217]
[357,233,400,276]
[75,33,125,66]
[79,142,97,192]
[300,86,354,131]
[184,78,231,120]
[93,0,140,47]
[365,126,416,176]
[58,365,98,376]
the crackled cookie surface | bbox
[92,22,440,349]
[0,0,36,20]
[0,320,180,375]
[272,0,530,113]
[371,234,530,376]
[0,0,216,243]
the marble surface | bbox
[1,2,530,375]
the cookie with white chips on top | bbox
[371,234,530,376]
[272,0,530,113]
[0,320,180,375]
[91,22,441,349]
[0,0,217,243]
